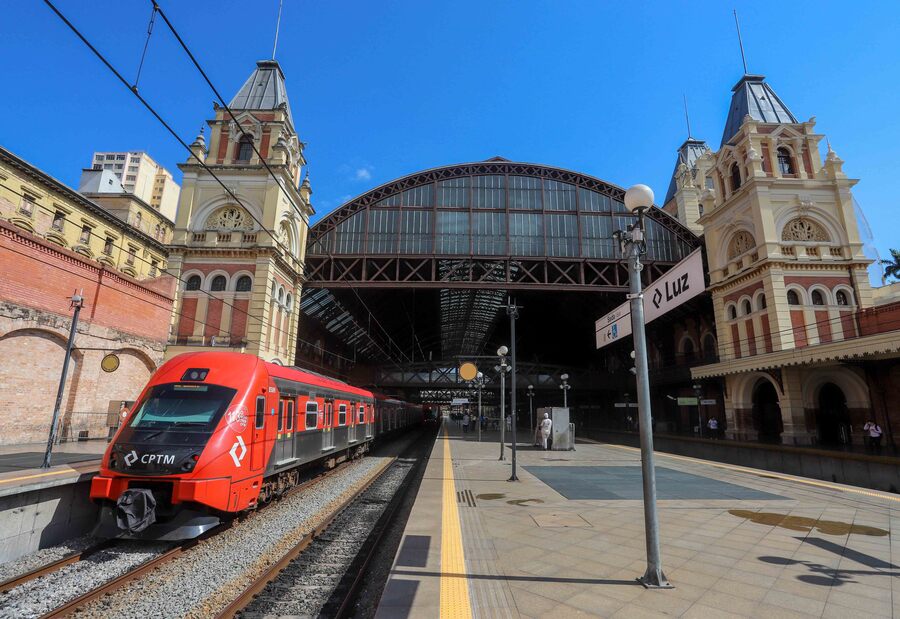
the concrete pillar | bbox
[192,296,208,339]
[780,368,814,445]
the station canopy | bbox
[298,159,701,397]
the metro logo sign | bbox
[595,248,705,350]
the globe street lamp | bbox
[476,371,485,443]
[527,384,535,436]
[693,383,703,438]
[613,183,671,589]
[495,345,510,461]
[559,373,571,408]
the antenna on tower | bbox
[272,0,284,60]
[683,94,693,140]
[733,9,749,74]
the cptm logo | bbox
[123,450,176,466]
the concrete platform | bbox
[377,420,900,618]
[0,452,99,563]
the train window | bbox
[255,396,265,429]
[277,401,284,432]
[305,401,318,429]
[358,405,365,424]
[338,404,347,426]
[286,400,294,431]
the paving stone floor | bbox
[378,422,900,618]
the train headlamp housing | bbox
[180,368,209,382]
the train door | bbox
[366,403,373,438]
[251,395,266,471]
[323,400,335,450]
[348,402,357,443]
[275,397,293,464]
[338,403,348,445]
[286,399,296,461]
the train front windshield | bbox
[119,383,237,443]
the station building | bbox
[661,74,900,447]
[164,60,312,365]
[0,146,174,445]
[2,57,899,453]
[290,70,900,450]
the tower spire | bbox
[272,0,284,60]
[733,9,749,74]
[683,94,693,140]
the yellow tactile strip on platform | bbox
[440,428,473,618]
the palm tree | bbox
[882,249,900,282]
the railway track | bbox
[219,427,434,618]
[0,456,359,619]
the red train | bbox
[91,352,422,540]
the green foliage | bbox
[882,248,900,281]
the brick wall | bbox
[0,223,172,444]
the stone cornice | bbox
[691,329,900,379]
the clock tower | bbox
[165,60,313,365]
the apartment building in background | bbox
[87,150,180,220]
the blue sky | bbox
[3,1,899,270]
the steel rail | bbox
[0,539,116,593]
[33,457,354,618]
[214,454,400,618]
[331,435,433,617]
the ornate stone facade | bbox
[664,73,899,447]
[165,60,313,365]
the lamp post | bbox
[495,346,510,461]
[560,373,571,408]
[693,383,703,438]
[527,384,535,436]
[476,371,485,443]
[614,183,672,589]
[43,292,84,469]
[507,298,520,482]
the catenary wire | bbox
[0,181,372,365]
[40,0,404,367]
[150,0,412,364]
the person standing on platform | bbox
[864,419,883,452]
[539,412,553,450]
[463,412,470,434]
[707,417,719,438]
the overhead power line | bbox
[41,0,406,368]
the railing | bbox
[57,411,122,443]
[168,335,248,347]
[187,230,260,247]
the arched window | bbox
[728,305,737,320]
[742,299,752,315]
[703,333,717,361]
[210,275,227,291]
[285,293,293,311]
[186,275,201,291]
[235,275,252,292]
[811,290,825,306]
[134,211,142,227]
[758,294,767,310]
[682,339,695,361]
[777,148,795,175]
[836,290,850,306]
[154,224,161,239]
[787,290,800,305]
[237,135,254,161]
[277,286,285,305]
[730,163,742,192]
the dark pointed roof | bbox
[229,60,293,126]
[721,74,796,146]
[664,138,709,205]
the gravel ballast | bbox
[78,454,395,619]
